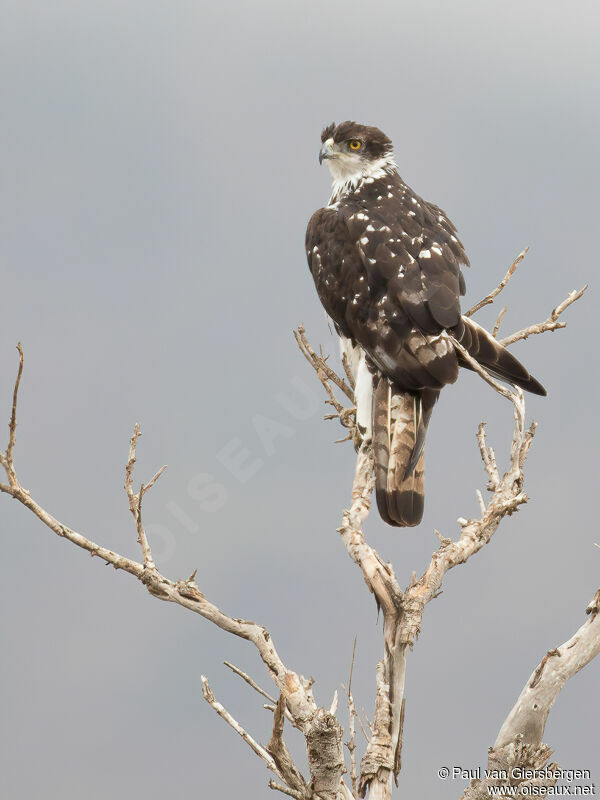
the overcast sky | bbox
[1,2,598,798]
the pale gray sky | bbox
[1,2,598,798]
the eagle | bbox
[306,121,545,528]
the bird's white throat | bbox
[328,153,397,204]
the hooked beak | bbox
[319,139,335,164]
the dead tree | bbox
[0,253,595,799]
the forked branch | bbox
[294,259,589,799]
[0,347,342,800]
[0,252,592,800]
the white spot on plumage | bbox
[431,245,443,255]
[387,192,393,198]
[419,248,431,259]
[366,224,375,231]
[361,236,369,244]
[408,210,416,217]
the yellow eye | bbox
[348,139,362,150]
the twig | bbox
[357,710,371,743]
[345,637,359,798]
[476,489,486,516]
[329,689,339,715]
[268,780,306,800]
[0,342,24,488]
[492,305,507,338]
[499,285,588,346]
[465,248,528,317]
[342,352,357,390]
[124,423,165,571]
[451,337,517,402]
[201,676,281,777]
[294,325,354,402]
[224,660,277,704]
[141,465,167,497]
[360,708,373,738]
[476,422,500,489]
[225,660,300,727]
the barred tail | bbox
[373,380,438,527]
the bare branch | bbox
[344,638,359,798]
[0,342,24,488]
[329,689,339,715]
[356,709,371,744]
[294,325,354,402]
[224,660,300,728]
[2,248,588,800]
[141,464,168,496]
[335,442,409,797]
[399,388,533,651]
[499,285,588,347]
[494,589,600,750]
[342,352,357,390]
[0,344,352,800]
[492,305,507,338]
[451,337,517,402]
[268,780,306,800]
[224,660,277,704]
[267,694,309,797]
[475,489,486,516]
[465,248,528,317]
[461,590,600,799]
[0,347,321,730]
[476,422,500,489]
[201,675,281,777]
[124,423,166,571]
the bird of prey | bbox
[306,121,545,527]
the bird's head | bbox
[319,121,395,187]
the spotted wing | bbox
[340,177,468,336]
[307,196,459,392]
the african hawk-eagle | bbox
[306,121,545,527]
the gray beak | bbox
[319,141,334,164]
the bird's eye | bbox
[348,139,362,151]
